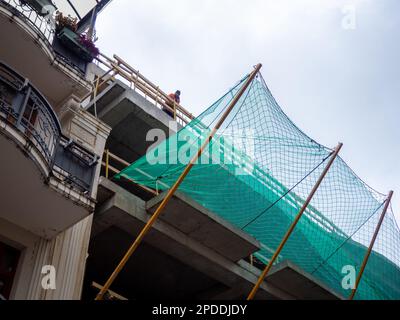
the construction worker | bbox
[163,90,181,118]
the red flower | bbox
[78,34,100,57]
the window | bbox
[0,241,21,300]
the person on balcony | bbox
[163,90,181,118]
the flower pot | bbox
[20,0,56,16]
[57,27,95,63]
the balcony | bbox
[0,61,98,238]
[0,0,92,108]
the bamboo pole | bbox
[109,62,188,123]
[91,282,128,301]
[105,149,110,179]
[349,190,394,300]
[173,101,177,120]
[102,53,194,119]
[100,150,159,196]
[95,63,262,300]
[247,142,343,300]
[93,76,100,118]
[101,161,158,196]
[94,53,194,123]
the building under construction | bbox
[0,0,399,300]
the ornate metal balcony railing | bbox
[0,0,55,45]
[54,135,99,193]
[0,60,60,165]
[0,61,97,193]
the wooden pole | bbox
[247,142,343,300]
[349,190,394,300]
[105,149,110,179]
[91,282,128,301]
[95,63,262,300]
[93,76,100,118]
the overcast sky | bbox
[95,0,400,222]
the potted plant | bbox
[56,12,100,63]
[20,0,56,17]
[78,34,100,59]
[55,12,78,32]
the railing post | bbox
[15,85,31,128]
[349,190,394,300]
[134,70,139,91]
[130,71,134,89]
[49,131,61,173]
[155,87,159,108]
[105,149,110,179]
[93,76,100,118]
[247,142,343,300]
[94,53,193,126]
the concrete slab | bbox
[86,81,125,117]
[86,80,182,165]
[0,130,91,239]
[92,177,293,300]
[146,191,261,262]
[85,225,224,300]
[265,261,343,300]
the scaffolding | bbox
[95,64,400,300]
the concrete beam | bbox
[88,79,181,132]
[265,260,343,300]
[146,190,261,262]
[93,177,293,300]
[86,80,183,165]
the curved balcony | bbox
[0,60,60,171]
[0,0,55,45]
[0,0,97,72]
[0,0,91,108]
[0,61,98,238]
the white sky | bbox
[53,0,98,19]
[95,0,400,223]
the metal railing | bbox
[54,135,98,193]
[88,53,195,126]
[0,0,55,45]
[0,60,60,165]
[101,149,158,196]
[1,1,196,125]
[0,61,97,193]
[0,0,91,75]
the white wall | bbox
[1,106,110,300]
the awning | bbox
[53,0,111,20]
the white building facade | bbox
[0,0,111,299]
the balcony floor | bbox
[0,129,90,239]
[0,5,90,109]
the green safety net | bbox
[115,71,400,300]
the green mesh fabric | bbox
[115,72,400,300]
